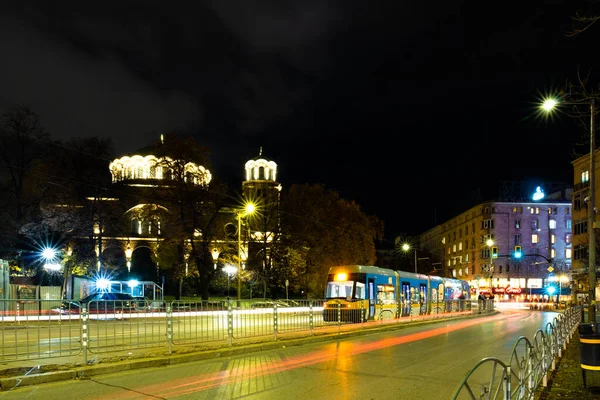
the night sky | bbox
[1,1,598,241]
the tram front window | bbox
[326,281,366,299]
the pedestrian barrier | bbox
[451,306,581,400]
[0,298,483,363]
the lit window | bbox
[551,234,556,244]
[566,234,572,244]
[459,242,463,251]
[465,253,469,262]
[532,234,538,244]
[551,248,556,258]
[583,170,590,183]
[549,219,556,229]
[566,248,572,258]
[453,244,456,253]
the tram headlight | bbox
[334,273,347,281]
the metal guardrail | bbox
[0,298,490,364]
[450,306,581,400]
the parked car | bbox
[57,292,137,314]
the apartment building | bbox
[418,187,572,300]
[572,150,600,300]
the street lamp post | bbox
[486,238,495,290]
[125,244,133,275]
[223,265,238,301]
[237,203,256,300]
[542,97,596,323]
[401,243,421,273]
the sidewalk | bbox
[536,330,600,399]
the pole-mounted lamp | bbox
[211,248,220,270]
[542,96,596,323]
[125,244,133,273]
[237,202,256,300]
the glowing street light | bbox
[485,238,495,289]
[401,243,429,274]
[211,248,220,270]
[41,247,61,271]
[237,202,256,300]
[125,244,133,273]
[223,264,238,301]
[541,96,596,323]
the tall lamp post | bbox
[223,265,238,301]
[542,97,596,323]
[400,243,429,274]
[237,203,256,300]
[486,239,495,289]
[125,244,133,275]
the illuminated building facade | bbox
[76,136,281,287]
[571,149,600,301]
[417,186,572,300]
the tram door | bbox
[419,284,427,314]
[401,282,411,316]
[368,278,376,319]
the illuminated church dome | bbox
[244,147,277,182]
[108,135,212,186]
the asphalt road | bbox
[0,308,560,400]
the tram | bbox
[323,265,470,322]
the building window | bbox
[566,220,572,230]
[482,219,494,229]
[453,244,457,253]
[465,253,469,262]
[551,248,556,258]
[515,220,521,229]
[515,234,521,244]
[565,207,570,214]
[465,225,469,235]
[532,220,539,230]
[566,234,572,244]
[566,248,572,259]
[459,242,463,251]
[583,170,590,183]
[551,234,556,244]
[549,219,556,229]
[532,234,539,244]
[574,220,588,235]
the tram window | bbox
[355,282,366,299]
[326,281,353,298]
[377,285,395,301]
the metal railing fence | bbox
[0,298,491,364]
[451,305,581,400]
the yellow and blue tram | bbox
[323,265,470,322]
